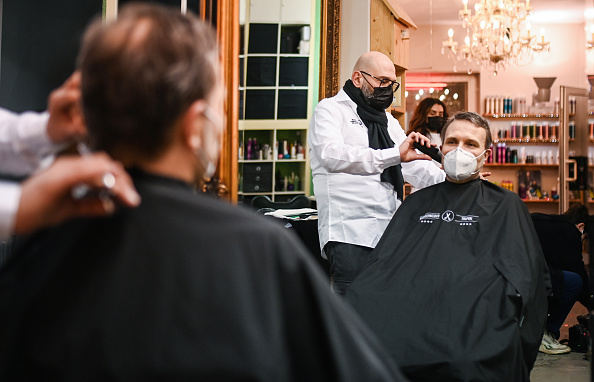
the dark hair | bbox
[407,98,448,136]
[440,111,493,149]
[564,203,589,226]
[78,3,218,161]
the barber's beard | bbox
[360,81,374,99]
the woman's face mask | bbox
[443,147,486,182]
[427,116,445,133]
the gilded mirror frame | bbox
[320,0,341,100]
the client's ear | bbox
[484,148,491,162]
[181,100,208,151]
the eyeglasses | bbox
[360,71,400,92]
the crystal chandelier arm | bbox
[442,0,550,75]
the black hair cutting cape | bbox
[345,179,550,382]
[0,169,406,381]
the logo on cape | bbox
[456,214,479,225]
[419,212,440,223]
[418,210,479,226]
[441,210,454,222]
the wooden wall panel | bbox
[370,0,394,61]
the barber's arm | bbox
[0,109,54,176]
[0,182,22,240]
[0,73,85,177]
[390,124,446,189]
[309,102,430,174]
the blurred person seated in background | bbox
[0,4,406,380]
[346,112,550,381]
[531,203,592,355]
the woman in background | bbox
[407,98,448,148]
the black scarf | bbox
[343,80,404,200]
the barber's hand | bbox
[399,132,433,163]
[479,171,492,180]
[14,153,141,235]
[46,72,86,144]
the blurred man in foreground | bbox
[0,4,406,380]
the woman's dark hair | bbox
[407,98,448,136]
[564,203,589,227]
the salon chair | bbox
[251,195,328,278]
[250,195,311,212]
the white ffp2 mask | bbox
[195,106,223,180]
[443,147,486,182]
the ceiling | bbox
[397,0,593,25]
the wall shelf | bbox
[237,0,314,205]
[484,113,575,119]
[493,139,558,144]
[483,164,558,168]
[484,86,591,213]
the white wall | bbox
[409,22,589,112]
[339,0,370,86]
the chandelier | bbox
[442,0,550,75]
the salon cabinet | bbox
[483,86,593,214]
[238,128,307,203]
[237,0,314,205]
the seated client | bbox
[346,112,550,381]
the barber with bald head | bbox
[308,51,445,295]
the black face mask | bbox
[364,85,394,111]
[427,116,445,133]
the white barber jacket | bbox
[308,89,445,257]
[0,108,58,239]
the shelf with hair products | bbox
[237,0,314,206]
[484,87,591,214]
[238,127,308,204]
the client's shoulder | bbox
[482,179,523,200]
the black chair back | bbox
[250,195,311,211]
